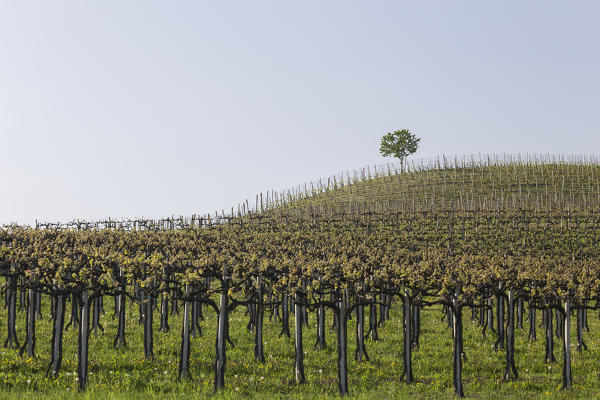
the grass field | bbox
[1,299,599,399]
[280,161,600,214]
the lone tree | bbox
[379,129,420,170]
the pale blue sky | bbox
[1,1,598,224]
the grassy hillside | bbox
[267,155,600,217]
[291,156,600,210]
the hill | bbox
[253,154,600,219]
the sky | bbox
[1,1,599,225]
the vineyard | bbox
[1,154,600,398]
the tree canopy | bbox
[380,129,420,165]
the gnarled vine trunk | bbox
[77,290,91,391]
[401,289,413,384]
[294,291,305,384]
[336,291,349,396]
[452,297,464,397]
[47,293,66,378]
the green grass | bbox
[1,300,600,399]
[275,162,600,214]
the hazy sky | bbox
[1,1,599,225]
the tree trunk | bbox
[561,299,572,390]
[401,290,414,384]
[35,290,42,320]
[20,287,36,358]
[4,276,19,349]
[494,291,504,351]
[367,295,379,341]
[192,299,200,338]
[378,293,386,327]
[178,285,191,380]
[77,291,91,391]
[544,308,556,363]
[315,300,326,350]
[18,276,26,312]
[517,297,524,329]
[294,292,306,384]
[355,293,368,362]
[254,277,265,362]
[214,284,228,391]
[280,294,291,338]
[92,296,103,336]
[503,290,518,380]
[47,293,66,378]
[68,294,79,330]
[336,291,349,396]
[528,304,537,341]
[271,293,279,323]
[452,298,464,397]
[160,291,169,333]
[114,289,127,348]
[576,308,587,351]
[487,297,494,334]
[412,303,421,349]
[144,292,154,360]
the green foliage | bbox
[379,129,420,163]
